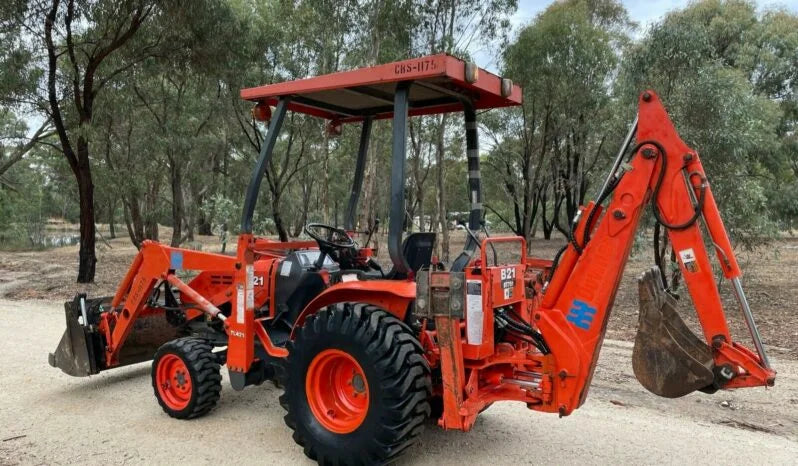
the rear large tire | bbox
[151,337,222,419]
[279,304,431,465]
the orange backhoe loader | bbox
[50,54,775,465]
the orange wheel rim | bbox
[156,354,192,411]
[305,349,369,434]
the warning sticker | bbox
[679,248,700,273]
[236,285,245,324]
[466,280,483,345]
[280,260,293,277]
[246,265,255,309]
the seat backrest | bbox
[401,232,436,272]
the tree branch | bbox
[0,118,55,177]
[44,0,78,173]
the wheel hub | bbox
[306,349,369,434]
[351,373,366,393]
[176,371,187,387]
[155,354,192,411]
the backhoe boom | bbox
[536,91,775,415]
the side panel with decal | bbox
[566,300,597,331]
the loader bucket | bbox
[632,268,715,398]
[49,294,106,377]
[49,294,181,377]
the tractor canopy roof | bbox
[240,54,522,123]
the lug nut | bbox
[642,91,652,102]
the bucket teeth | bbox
[632,268,715,398]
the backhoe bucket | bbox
[632,268,715,398]
[49,294,180,377]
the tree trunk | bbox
[185,214,195,242]
[418,191,425,232]
[273,195,289,241]
[123,192,145,248]
[145,182,159,241]
[322,129,331,223]
[293,170,312,236]
[75,138,96,283]
[541,190,554,240]
[357,137,378,239]
[334,199,339,228]
[123,203,138,248]
[543,223,553,240]
[197,219,212,236]
[197,197,212,236]
[169,160,184,247]
[123,200,143,249]
[108,198,116,239]
[220,223,228,253]
[43,0,150,282]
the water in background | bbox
[0,230,81,250]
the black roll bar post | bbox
[387,82,412,275]
[451,101,481,272]
[240,97,291,234]
[344,116,373,231]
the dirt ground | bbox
[0,298,796,465]
[1,231,797,464]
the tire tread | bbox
[279,305,431,465]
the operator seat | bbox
[401,232,436,273]
[356,232,436,280]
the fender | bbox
[290,279,416,338]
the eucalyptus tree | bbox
[2,0,196,280]
[618,0,796,243]
[0,3,55,181]
[409,0,517,260]
[496,0,632,241]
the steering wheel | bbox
[304,223,355,268]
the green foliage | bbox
[618,0,797,243]
[0,146,77,249]
[0,0,795,260]
[485,0,632,238]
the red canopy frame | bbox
[240,54,522,123]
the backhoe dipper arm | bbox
[535,91,775,416]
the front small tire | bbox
[151,337,222,419]
[280,304,431,465]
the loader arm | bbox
[49,239,288,377]
[536,91,775,416]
